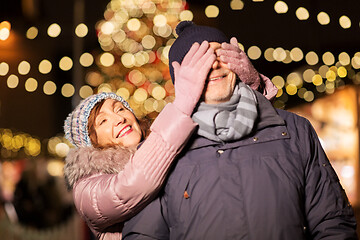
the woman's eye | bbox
[99,119,106,125]
[116,107,124,112]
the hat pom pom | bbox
[176,21,194,35]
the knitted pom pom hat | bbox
[64,92,133,148]
[169,21,229,83]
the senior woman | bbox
[63,41,216,239]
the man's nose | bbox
[212,59,220,69]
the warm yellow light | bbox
[272,76,285,89]
[158,25,172,38]
[312,74,323,86]
[316,83,326,93]
[230,0,244,10]
[352,55,360,69]
[273,47,286,61]
[303,91,314,102]
[0,62,9,76]
[0,21,11,30]
[101,21,115,34]
[142,35,156,49]
[326,70,336,81]
[18,61,31,75]
[274,1,288,14]
[129,70,146,86]
[25,78,38,92]
[152,86,166,100]
[0,28,10,41]
[317,12,330,25]
[135,52,148,66]
[59,56,73,71]
[303,69,315,83]
[79,85,93,99]
[205,5,220,18]
[0,21,11,41]
[153,99,166,113]
[286,84,297,95]
[121,53,135,68]
[247,46,261,60]
[180,10,194,21]
[264,48,275,62]
[127,18,141,31]
[287,72,303,87]
[290,47,303,62]
[39,59,52,74]
[133,88,148,103]
[153,14,167,27]
[116,87,130,100]
[79,52,94,67]
[43,81,57,95]
[47,23,61,37]
[98,83,112,93]
[75,23,88,37]
[144,98,155,112]
[86,71,103,87]
[7,75,19,89]
[322,52,335,66]
[276,88,283,98]
[61,83,75,97]
[339,15,351,29]
[295,7,309,20]
[337,66,347,78]
[297,88,307,98]
[112,30,126,43]
[100,52,115,67]
[282,50,292,64]
[26,26,38,39]
[305,51,319,65]
[142,1,156,14]
[25,138,41,156]
[47,160,64,177]
[339,52,350,66]
[318,65,329,78]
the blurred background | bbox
[0,0,359,239]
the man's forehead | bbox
[209,42,221,49]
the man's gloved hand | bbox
[172,41,216,115]
[217,37,278,101]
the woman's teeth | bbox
[118,126,131,138]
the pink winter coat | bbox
[63,103,197,239]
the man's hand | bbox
[172,41,216,115]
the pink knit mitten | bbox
[172,41,216,115]
[218,37,278,101]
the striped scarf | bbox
[192,82,258,142]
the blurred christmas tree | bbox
[86,0,193,120]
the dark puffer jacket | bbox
[122,92,358,240]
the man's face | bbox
[203,42,237,104]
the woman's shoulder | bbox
[64,145,136,189]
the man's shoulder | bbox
[276,108,309,124]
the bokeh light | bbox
[61,83,75,97]
[25,78,38,92]
[43,81,57,95]
[205,5,220,18]
[47,23,61,37]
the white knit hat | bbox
[64,92,133,148]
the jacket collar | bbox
[188,91,289,150]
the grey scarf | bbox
[192,82,258,142]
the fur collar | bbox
[64,145,136,189]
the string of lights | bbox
[1,0,359,160]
